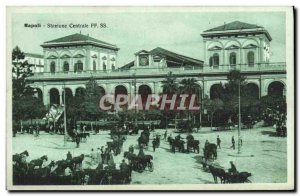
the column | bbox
[47,90,51,106]
[107,53,111,70]
[203,40,206,66]
[86,48,90,71]
[59,93,63,105]
[260,79,268,97]
[43,88,49,106]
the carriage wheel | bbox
[148,162,154,172]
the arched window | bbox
[103,62,106,71]
[247,51,255,66]
[229,52,237,66]
[212,53,219,67]
[93,60,96,71]
[63,61,69,72]
[111,63,115,71]
[74,60,83,72]
[50,61,56,73]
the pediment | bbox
[102,56,107,60]
[73,54,85,58]
[225,45,240,50]
[60,54,71,58]
[135,50,149,55]
[46,55,58,59]
[208,46,222,51]
[243,44,258,49]
[111,57,115,61]
[91,54,97,58]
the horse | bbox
[123,151,137,164]
[28,161,56,185]
[138,134,149,148]
[137,155,154,172]
[71,154,85,170]
[78,133,90,142]
[129,126,139,135]
[54,159,73,176]
[29,155,48,170]
[187,139,200,153]
[168,137,185,153]
[203,143,217,161]
[108,137,125,155]
[99,167,132,185]
[209,164,226,184]
[13,150,29,165]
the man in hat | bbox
[66,151,72,161]
[228,161,238,174]
[120,159,129,171]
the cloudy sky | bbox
[11,8,286,67]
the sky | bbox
[11,9,286,67]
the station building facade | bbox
[28,21,286,107]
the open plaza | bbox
[12,126,287,184]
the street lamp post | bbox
[132,74,137,127]
[63,84,67,146]
[238,81,241,154]
[199,87,201,130]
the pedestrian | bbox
[217,135,221,149]
[96,147,102,164]
[164,130,168,140]
[129,145,134,153]
[205,140,209,147]
[239,136,243,147]
[231,136,235,150]
[120,159,129,171]
[90,148,96,164]
[107,153,115,170]
[75,134,80,148]
[100,146,105,163]
[83,124,86,133]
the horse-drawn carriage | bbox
[168,136,185,153]
[203,143,218,161]
[208,164,252,184]
[107,136,125,156]
[123,151,154,173]
[137,130,150,148]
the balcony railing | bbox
[29,62,286,80]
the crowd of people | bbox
[262,109,287,137]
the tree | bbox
[202,97,224,130]
[161,72,179,94]
[12,46,46,136]
[160,72,179,128]
[179,78,201,123]
[83,78,105,121]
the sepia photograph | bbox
[6,6,294,191]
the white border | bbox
[3,4,296,193]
